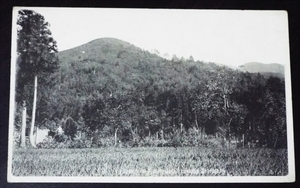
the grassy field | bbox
[11,147,288,176]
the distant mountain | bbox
[237,62,284,75]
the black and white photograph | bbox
[7,7,295,182]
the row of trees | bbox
[77,68,286,148]
[14,10,287,149]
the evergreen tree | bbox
[16,9,59,148]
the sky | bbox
[13,7,290,67]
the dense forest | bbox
[14,11,286,150]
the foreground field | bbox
[12,147,288,176]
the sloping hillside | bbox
[57,38,219,96]
[238,62,284,75]
[58,38,163,67]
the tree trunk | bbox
[114,127,119,146]
[35,126,38,144]
[273,134,278,148]
[200,127,203,139]
[195,113,199,135]
[242,134,245,148]
[78,131,82,139]
[227,118,232,148]
[180,114,183,133]
[92,128,99,145]
[30,75,38,148]
[20,101,27,148]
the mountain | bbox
[58,38,162,65]
[57,38,188,96]
[56,37,235,98]
[57,38,285,100]
[237,62,284,75]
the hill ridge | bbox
[238,62,284,75]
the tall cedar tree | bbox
[17,10,59,148]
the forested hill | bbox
[56,37,227,98]
[17,37,286,149]
[237,62,284,78]
[57,37,171,94]
[58,38,163,65]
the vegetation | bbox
[12,147,288,176]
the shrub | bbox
[36,134,93,149]
[199,137,223,148]
[13,131,21,148]
[36,136,60,149]
[138,136,163,147]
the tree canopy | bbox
[16,9,59,103]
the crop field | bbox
[11,147,288,176]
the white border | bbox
[7,7,295,183]
[6,175,296,183]
[283,10,295,183]
[7,7,18,183]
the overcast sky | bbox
[13,7,289,67]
